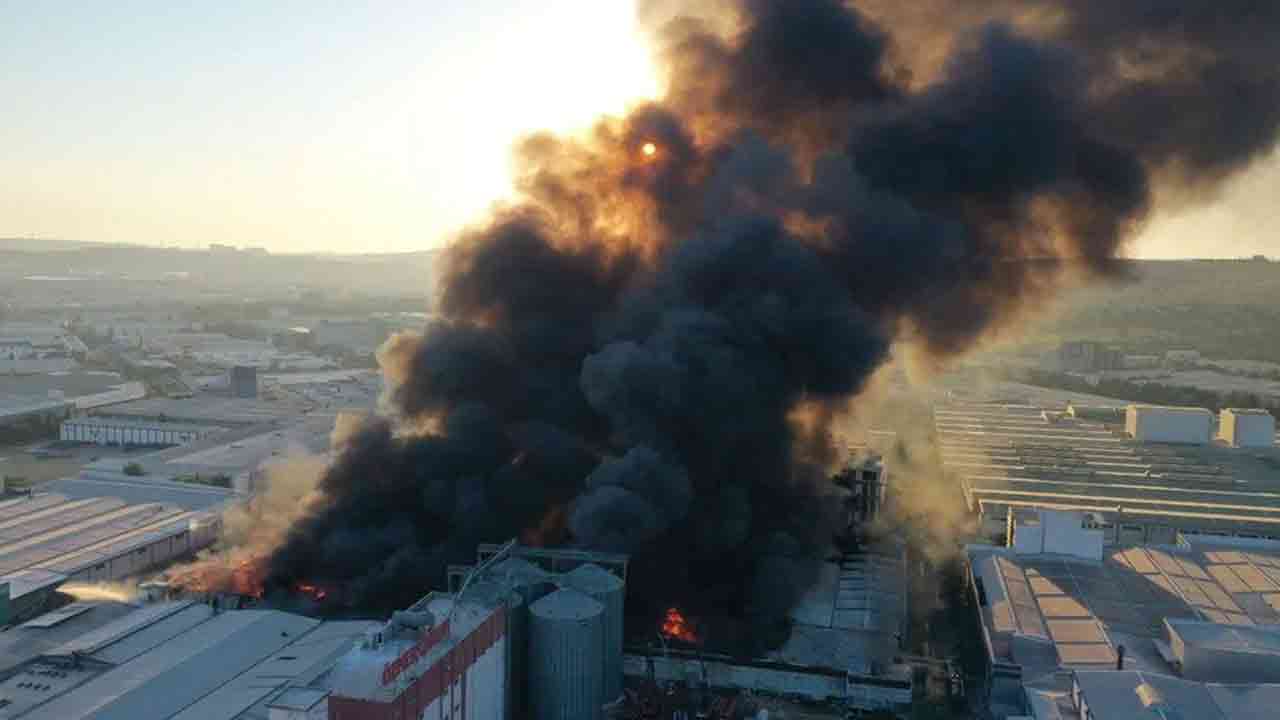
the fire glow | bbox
[170,556,267,599]
[295,582,329,601]
[660,607,698,644]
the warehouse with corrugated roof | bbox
[0,487,226,624]
[0,599,376,719]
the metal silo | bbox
[488,556,555,605]
[485,557,557,718]
[463,579,527,720]
[562,563,624,702]
[529,588,606,720]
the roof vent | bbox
[1136,682,1184,720]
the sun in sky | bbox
[0,1,660,254]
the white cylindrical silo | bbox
[562,563,625,702]
[529,588,605,720]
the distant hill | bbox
[1061,258,1280,308]
[0,241,438,299]
[1026,258,1280,363]
[0,237,140,252]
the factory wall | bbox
[622,653,911,710]
[1221,409,1276,448]
[59,419,214,446]
[1178,638,1280,684]
[983,502,1273,546]
[1125,405,1212,444]
[60,515,221,583]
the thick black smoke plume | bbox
[260,0,1280,651]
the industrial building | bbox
[317,540,900,720]
[938,400,1280,543]
[316,543,629,720]
[0,600,376,719]
[1221,408,1277,448]
[1,536,896,719]
[75,413,335,493]
[229,365,258,399]
[89,395,297,428]
[0,599,142,676]
[59,416,222,447]
[326,590,510,720]
[1024,669,1280,719]
[0,488,226,623]
[969,510,1280,718]
[1047,341,1124,373]
[0,372,144,413]
[627,541,912,711]
[0,397,71,437]
[1125,404,1213,444]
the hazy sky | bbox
[1,1,1275,257]
[1,1,657,254]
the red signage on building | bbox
[380,621,449,686]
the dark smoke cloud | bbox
[568,447,692,552]
[259,0,1280,651]
[854,0,1280,185]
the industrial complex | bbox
[935,388,1280,719]
[938,399,1280,544]
[0,526,913,720]
[4,304,1279,719]
[969,510,1280,719]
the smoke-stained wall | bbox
[246,0,1280,652]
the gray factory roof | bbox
[62,415,222,434]
[0,601,140,675]
[330,594,498,704]
[49,601,215,662]
[937,400,1280,533]
[42,475,235,511]
[0,490,222,580]
[0,395,71,420]
[171,618,376,720]
[266,687,328,712]
[73,415,334,486]
[1068,670,1280,720]
[0,568,68,602]
[145,415,334,469]
[0,371,129,401]
[971,537,1280,683]
[17,608,374,720]
[1165,617,1280,656]
[91,395,295,427]
[781,541,907,675]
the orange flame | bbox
[170,555,267,599]
[294,582,329,601]
[660,607,698,644]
